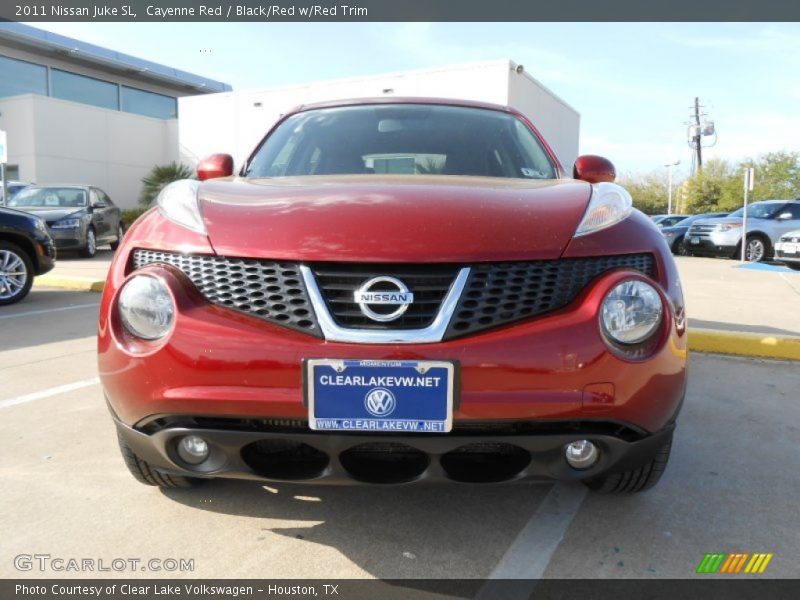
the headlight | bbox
[574,182,633,237]
[600,280,663,345]
[717,223,742,232]
[51,218,81,229]
[118,275,175,340]
[31,217,48,233]
[157,179,206,234]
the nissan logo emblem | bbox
[353,276,414,322]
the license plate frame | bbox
[305,359,456,433]
[690,236,700,244]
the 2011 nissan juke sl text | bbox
[98,98,687,493]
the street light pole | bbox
[664,160,680,214]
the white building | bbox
[0,23,230,208]
[178,60,580,172]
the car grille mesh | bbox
[311,264,460,330]
[132,250,654,339]
[131,250,321,336]
[445,254,655,338]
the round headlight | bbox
[118,275,175,340]
[601,280,663,345]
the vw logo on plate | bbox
[353,276,414,322]
[364,387,397,417]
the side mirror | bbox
[777,212,793,220]
[197,154,234,181]
[573,155,616,184]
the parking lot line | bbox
[0,377,100,409]
[479,482,588,587]
[0,303,100,321]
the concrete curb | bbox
[689,328,800,362]
[34,276,105,293]
[29,276,800,361]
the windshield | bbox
[245,104,558,180]
[728,203,784,219]
[8,187,88,208]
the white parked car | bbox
[774,229,800,271]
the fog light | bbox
[177,435,209,465]
[118,275,174,340]
[565,440,599,470]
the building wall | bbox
[179,61,580,172]
[0,94,178,208]
[507,68,581,169]
[0,44,203,100]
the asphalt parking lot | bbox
[1,289,798,580]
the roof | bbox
[0,23,231,94]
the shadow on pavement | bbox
[162,480,552,579]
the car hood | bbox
[198,175,594,262]
[12,207,85,222]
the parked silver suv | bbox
[775,229,800,271]
[684,200,800,261]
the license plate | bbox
[783,243,798,255]
[306,359,455,433]
[691,237,700,244]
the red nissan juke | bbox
[98,98,687,493]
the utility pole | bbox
[693,97,702,171]
[686,98,716,175]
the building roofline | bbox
[0,23,232,94]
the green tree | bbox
[139,162,194,208]
[618,170,671,215]
[746,152,800,201]
[680,159,741,214]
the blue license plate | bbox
[306,359,455,433]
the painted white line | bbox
[0,303,99,321]
[478,482,588,592]
[0,377,100,409]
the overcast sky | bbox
[31,22,800,177]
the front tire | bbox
[109,223,124,251]
[785,263,800,271]
[744,235,769,262]
[672,236,687,255]
[584,433,672,494]
[117,432,200,488]
[0,241,34,306]
[79,227,97,258]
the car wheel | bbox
[79,227,97,258]
[109,223,124,251]
[117,432,201,488]
[583,433,672,494]
[0,241,34,306]
[786,263,800,271]
[744,236,769,262]
[672,236,687,255]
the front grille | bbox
[132,250,320,336]
[133,250,654,340]
[311,263,460,329]
[446,254,655,337]
[687,224,716,238]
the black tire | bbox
[743,234,770,262]
[0,240,34,306]
[109,223,124,251]
[672,236,687,255]
[117,432,200,488]
[79,227,97,258]
[786,263,800,271]
[584,433,672,494]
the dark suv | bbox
[0,206,56,305]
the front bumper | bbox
[49,228,86,251]
[113,411,677,484]
[684,237,738,257]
